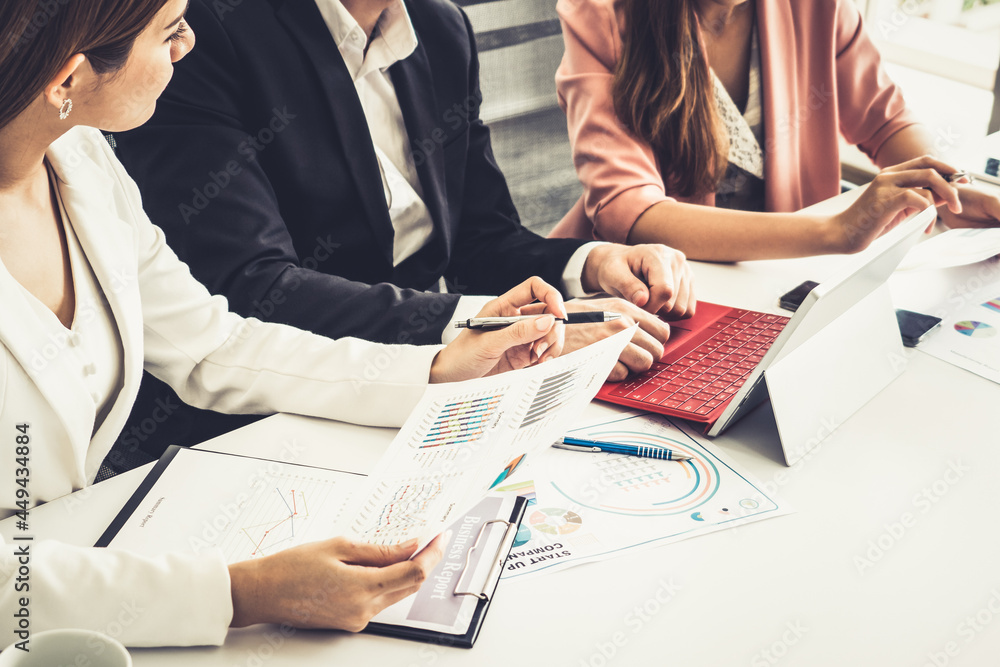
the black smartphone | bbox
[779,280,819,312]
[896,309,942,347]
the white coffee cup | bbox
[0,629,131,667]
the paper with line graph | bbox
[98,447,365,562]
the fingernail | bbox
[535,315,555,331]
[402,538,419,549]
[631,290,645,303]
[536,342,549,359]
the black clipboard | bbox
[363,495,527,648]
[95,446,526,649]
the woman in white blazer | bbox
[0,0,570,646]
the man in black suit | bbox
[110,0,695,467]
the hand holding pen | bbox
[933,169,1000,230]
[431,277,569,383]
[908,162,1000,230]
[830,156,966,254]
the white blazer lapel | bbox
[47,135,142,364]
[45,130,145,474]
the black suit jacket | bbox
[108,0,585,469]
[118,0,584,345]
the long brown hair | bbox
[612,0,726,198]
[0,0,169,129]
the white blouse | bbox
[4,171,125,442]
[55,180,124,435]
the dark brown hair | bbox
[0,0,169,129]
[612,0,726,198]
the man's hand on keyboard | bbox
[558,297,671,382]
[579,244,697,319]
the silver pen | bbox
[920,170,973,193]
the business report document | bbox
[495,407,791,579]
[99,327,632,636]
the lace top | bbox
[712,22,766,212]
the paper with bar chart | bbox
[351,326,634,549]
[494,406,790,579]
[102,327,632,560]
[920,277,1000,385]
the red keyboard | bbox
[597,305,790,426]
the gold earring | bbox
[58,99,73,120]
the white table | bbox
[7,209,1000,666]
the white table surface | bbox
[6,197,1000,666]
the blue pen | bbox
[552,437,692,461]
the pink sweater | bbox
[549,0,922,242]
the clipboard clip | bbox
[453,519,517,600]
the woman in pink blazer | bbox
[550,0,1000,261]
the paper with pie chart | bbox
[497,408,790,579]
[919,278,1000,385]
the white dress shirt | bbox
[313,0,601,342]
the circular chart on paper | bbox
[982,298,1000,314]
[954,321,997,338]
[529,508,583,535]
[549,429,720,517]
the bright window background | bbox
[844,0,1000,178]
